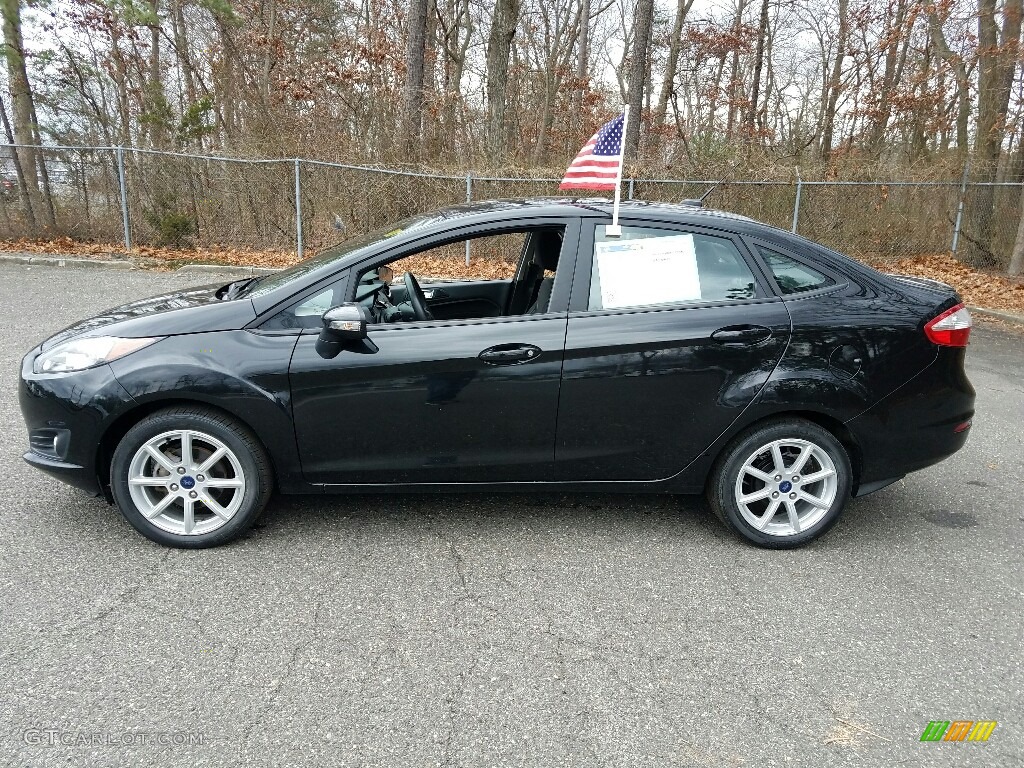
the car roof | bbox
[442,196,762,228]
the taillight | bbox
[924,303,972,347]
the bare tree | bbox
[745,0,770,138]
[403,0,430,157]
[820,0,848,164]
[1,0,39,198]
[624,0,654,160]
[968,0,1023,266]
[654,0,696,131]
[486,0,520,163]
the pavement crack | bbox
[439,654,481,768]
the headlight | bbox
[33,336,162,374]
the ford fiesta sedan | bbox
[19,198,975,548]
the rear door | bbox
[554,220,791,481]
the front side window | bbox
[357,227,564,323]
[588,225,758,311]
[758,247,834,294]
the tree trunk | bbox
[403,0,429,158]
[867,0,910,153]
[968,0,1023,267]
[654,0,695,133]
[725,0,749,138]
[624,0,654,161]
[573,0,590,133]
[928,9,970,154]
[820,0,849,164]
[486,0,520,164]
[1010,187,1024,275]
[1,0,38,196]
[262,0,276,100]
[0,93,35,231]
[170,0,199,109]
[745,0,770,139]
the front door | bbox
[555,221,791,481]
[289,317,568,484]
[288,221,578,485]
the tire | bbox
[111,406,273,548]
[707,418,852,548]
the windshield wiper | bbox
[219,276,262,300]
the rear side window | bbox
[759,247,833,294]
[588,225,758,310]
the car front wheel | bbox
[111,406,273,548]
[707,418,852,548]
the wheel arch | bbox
[703,409,864,496]
[96,397,282,502]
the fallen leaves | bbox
[0,238,300,271]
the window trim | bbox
[248,215,581,328]
[252,217,581,332]
[568,218,775,315]
[743,236,848,298]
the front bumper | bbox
[22,452,102,497]
[19,347,136,496]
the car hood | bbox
[40,283,259,350]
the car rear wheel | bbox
[111,407,272,548]
[707,418,852,548]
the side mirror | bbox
[315,303,372,358]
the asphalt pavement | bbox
[0,263,1021,767]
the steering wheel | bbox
[403,271,433,321]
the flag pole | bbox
[606,104,630,238]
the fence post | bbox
[465,173,472,266]
[951,160,970,254]
[791,166,802,234]
[628,178,634,200]
[116,146,131,252]
[294,158,304,258]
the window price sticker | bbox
[595,233,702,309]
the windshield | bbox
[247,211,446,298]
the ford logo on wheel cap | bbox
[180,476,196,489]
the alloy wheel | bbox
[126,429,246,536]
[733,438,838,537]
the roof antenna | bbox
[683,163,739,207]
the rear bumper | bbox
[846,348,974,488]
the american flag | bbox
[559,113,625,191]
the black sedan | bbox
[19,198,975,548]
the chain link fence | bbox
[1,144,1021,266]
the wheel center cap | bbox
[779,480,793,493]
[180,476,196,489]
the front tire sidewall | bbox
[710,420,852,548]
[111,409,270,548]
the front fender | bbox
[107,331,308,492]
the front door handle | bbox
[711,325,773,345]
[478,344,542,365]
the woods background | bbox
[3,0,1024,274]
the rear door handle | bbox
[711,325,773,345]
[479,344,542,365]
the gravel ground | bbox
[0,264,1021,767]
